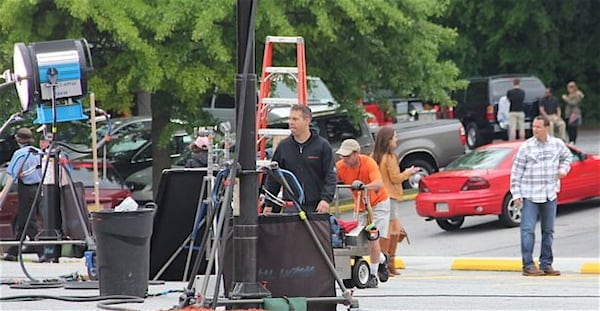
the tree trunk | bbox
[136,91,152,116]
[150,91,173,198]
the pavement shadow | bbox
[430,198,600,235]
[556,198,600,216]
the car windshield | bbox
[55,118,150,147]
[491,79,545,102]
[56,118,115,145]
[106,130,150,159]
[270,76,336,104]
[445,148,513,170]
[70,164,127,189]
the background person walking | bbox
[562,81,584,144]
[510,116,571,276]
[371,126,418,276]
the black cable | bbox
[96,297,145,311]
[0,291,182,311]
[0,294,144,302]
[14,142,54,283]
[11,70,65,282]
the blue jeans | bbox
[520,198,557,270]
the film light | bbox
[11,39,93,123]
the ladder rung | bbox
[262,98,298,106]
[257,128,291,137]
[266,36,304,44]
[265,67,298,74]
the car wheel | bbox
[352,257,371,289]
[401,158,435,189]
[435,216,465,231]
[465,122,480,149]
[343,279,355,289]
[499,193,521,227]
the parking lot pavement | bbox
[1,255,599,311]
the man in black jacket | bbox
[263,104,337,213]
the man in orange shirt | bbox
[336,139,391,288]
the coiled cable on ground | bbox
[0,290,183,311]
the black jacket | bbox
[264,130,337,212]
[185,152,208,168]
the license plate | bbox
[435,202,449,213]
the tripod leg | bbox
[152,233,193,281]
[152,175,211,282]
[183,176,210,282]
[183,217,207,282]
[63,169,94,247]
[197,170,234,306]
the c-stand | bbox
[152,127,225,282]
[0,66,94,284]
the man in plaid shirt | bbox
[511,116,571,276]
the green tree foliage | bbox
[0,0,462,116]
[440,0,600,124]
[256,0,462,107]
[0,0,463,190]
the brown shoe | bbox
[542,266,561,276]
[522,267,544,276]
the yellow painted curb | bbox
[403,193,417,201]
[580,262,600,274]
[395,257,406,269]
[361,256,405,269]
[451,258,537,272]
[330,191,416,214]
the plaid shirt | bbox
[510,135,571,203]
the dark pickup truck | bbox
[269,107,465,189]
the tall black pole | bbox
[230,0,269,303]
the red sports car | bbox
[0,160,131,240]
[416,141,600,231]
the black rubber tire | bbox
[352,258,371,289]
[499,193,521,227]
[343,279,355,289]
[466,122,481,149]
[435,216,465,231]
[401,158,435,189]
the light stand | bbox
[36,68,67,256]
[218,121,232,163]
[0,39,95,272]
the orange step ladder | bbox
[256,36,307,160]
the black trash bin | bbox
[91,208,154,298]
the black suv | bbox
[452,75,546,149]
